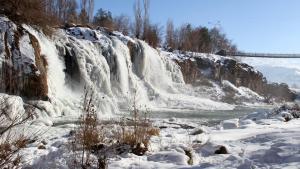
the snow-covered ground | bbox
[17,106,300,169]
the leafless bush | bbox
[69,87,107,169]
[117,94,159,156]
[69,88,160,169]
[0,134,28,168]
[0,100,34,169]
[113,15,130,36]
[0,0,59,35]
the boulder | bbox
[215,145,229,154]
[221,118,239,129]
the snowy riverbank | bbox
[16,105,300,169]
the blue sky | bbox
[94,0,300,53]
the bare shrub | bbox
[69,88,160,169]
[165,19,175,50]
[0,99,34,169]
[133,0,143,38]
[0,0,59,35]
[113,15,130,36]
[69,87,107,169]
[118,94,159,156]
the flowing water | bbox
[118,106,274,126]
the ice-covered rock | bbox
[0,93,25,126]
[221,118,239,129]
[239,119,257,128]
[242,111,269,121]
[0,17,48,100]
[280,111,294,121]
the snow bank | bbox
[14,105,300,169]
[222,80,264,101]
[147,151,189,165]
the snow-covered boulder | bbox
[239,119,257,128]
[221,118,239,129]
[190,126,209,135]
[0,93,25,126]
[242,111,268,121]
[147,151,189,165]
[279,111,294,121]
[273,104,300,119]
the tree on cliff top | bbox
[93,8,114,30]
[0,0,59,28]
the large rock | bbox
[221,118,239,129]
[0,93,25,126]
[0,17,48,100]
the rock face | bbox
[176,53,296,102]
[0,17,48,100]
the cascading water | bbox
[24,26,81,119]
[50,27,234,118]
[0,18,235,123]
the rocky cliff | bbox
[172,52,296,102]
[0,17,48,100]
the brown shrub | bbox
[69,87,107,169]
[117,95,160,156]
[0,0,58,35]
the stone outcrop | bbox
[0,18,48,100]
[176,53,296,102]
